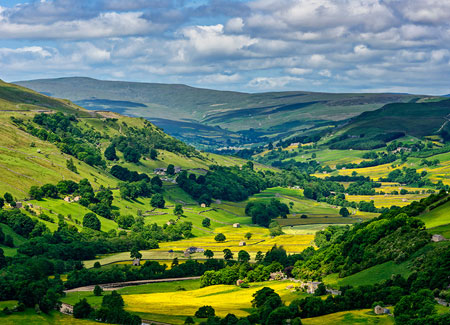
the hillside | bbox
[16,77,426,149]
[327,99,450,149]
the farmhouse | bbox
[303,281,322,294]
[431,234,446,242]
[374,305,391,315]
[132,258,141,266]
[185,247,204,254]
[15,202,23,208]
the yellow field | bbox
[156,225,314,255]
[346,194,428,208]
[84,225,314,267]
[124,281,300,320]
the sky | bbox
[0,0,449,95]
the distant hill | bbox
[16,77,427,149]
[328,99,450,149]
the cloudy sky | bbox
[0,0,449,94]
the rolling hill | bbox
[15,77,427,149]
[327,99,450,149]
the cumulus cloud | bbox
[0,0,448,94]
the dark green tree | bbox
[73,298,93,319]
[204,249,214,259]
[94,285,103,296]
[82,213,101,231]
[202,218,211,228]
[339,207,350,217]
[195,305,215,318]
[166,164,175,175]
[223,248,233,261]
[174,204,184,216]
[66,158,78,173]
[104,144,118,161]
[238,250,251,263]
[151,193,165,208]
[4,192,13,204]
[215,233,226,242]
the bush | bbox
[195,305,215,318]
[73,298,93,319]
[83,213,101,231]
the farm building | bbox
[432,234,446,242]
[132,258,141,266]
[239,241,246,246]
[233,223,241,228]
[374,305,391,315]
[15,202,23,208]
[185,247,204,254]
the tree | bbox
[245,232,252,240]
[202,218,211,228]
[116,214,135,229]
[0,197,4,209]
[151,193,165,208]
[314,283,327,296]
[4,235,13,247]
[123,147,141,163]
[4,192,13,204]
[104,144,118,161]
[184,316,195,325]
[174,204,183,216]
[238,250,251,263]
[0,248,6,269]
[339,207,350,218]
[394,289,436,324]
[255,251,264,263]
[130,246,142,260]
[215,233,226,242]
[29,186,43,200]
[94,285,103,296]
[195,305,215,318]
[204,249,214,259]
[223,248,233,260]
[73,298,93,319]
[166,164,175,175]
[0,227,4,244]
[66,158,78,173]
[83,213,101,231]
[151,176,162,188]
[150,148,158,160]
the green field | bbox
[302,309,393,325]
[0,224,26,256]
[323,261,412,288]
[420,201,450,228]
[0,300,97,325]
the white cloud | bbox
[0,12,161,39]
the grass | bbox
[323,261,412,289]
[419,201,450,228]
[427,224,450,238]
[282,224,349,235]
[0,307,98,325]
[302,309,394,325]
[0,224,26,256]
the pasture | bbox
[419,201,450,228]
[302,309,393,325]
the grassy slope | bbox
[302,309,393,325]
[0,224,26,256]
[420,200,450,229]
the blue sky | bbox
[0,0,449,95]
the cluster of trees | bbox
[74,290,141,324]
[328,132,405,150]
[110,119,199,160]
[245,199,289,227]
[29,113,106,167]
[380,167,431,187]
[177,163,267,203]
[292,212,429,279]
[336,153,398,169]
[29,179,114,219]
[346,181,381,195]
